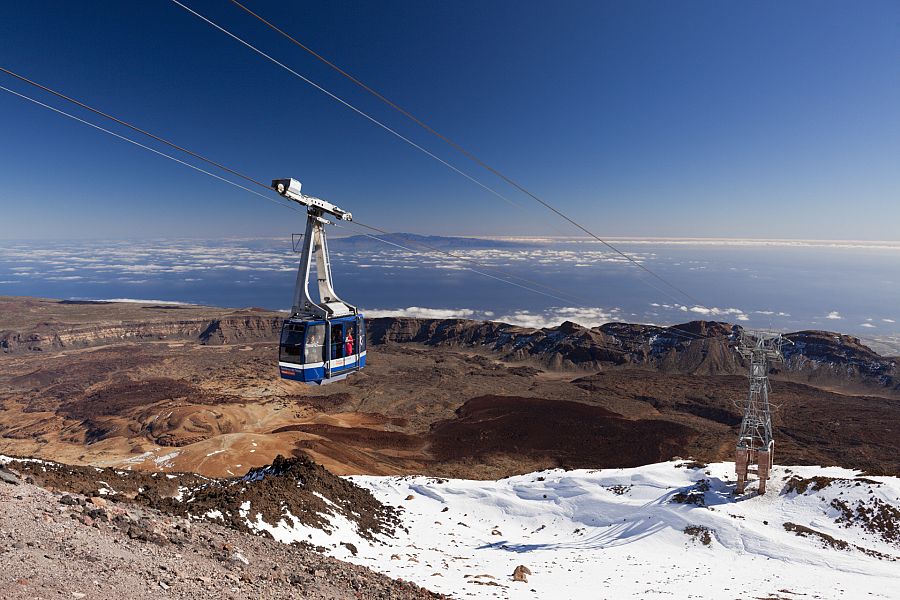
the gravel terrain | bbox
[0,468,445,599]
[3,297,899,482]
[5,454,400,542]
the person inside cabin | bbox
[331,324,344,358]
[305,330,319,363]
[345,331,354,357]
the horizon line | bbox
[2,234,900,246]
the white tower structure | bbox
[734,330,788,494]
[272,178,357,320]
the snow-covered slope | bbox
[239,461,900,599]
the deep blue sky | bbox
[1,1,898,239]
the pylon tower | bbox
[734,331,787,494]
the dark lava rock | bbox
[8,454,399,544]
[430,395,698,469]
[0,467,21,485]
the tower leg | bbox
[757,450,770,494]
[735,447,749,494]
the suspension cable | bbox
[169,0,528,211]
[0,77,603,311]
[332,222,585,306]
[0,66,272,194]
[205,0,706,308]
[0,72,708,341]
[348,221,592,306]
[340,221,718,346]
[0,83,292,213]
[337,223,711,344]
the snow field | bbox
[243,461,899,599]
[6,453,897,597]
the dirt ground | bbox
[0,470,443,600]
[2,297,899,479]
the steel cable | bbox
[220,0,706,308]
[0,77,595,310]
[0,72,709,342]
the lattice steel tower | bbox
[734,331,788,494]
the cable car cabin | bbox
[278,315,366,384]
[271,177,364,385]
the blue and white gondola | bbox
[278,314,367,384]
[272,177,367,385]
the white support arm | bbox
[272,178,352,221]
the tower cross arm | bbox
[272,178,353,221]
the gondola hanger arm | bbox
[272,178,352,221]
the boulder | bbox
[512,565,531,582]
[0,468,21,486]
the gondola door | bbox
[329,321,345,363]
[303,321,326,381]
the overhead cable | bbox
[169,0,525,211]
[0,77,588,308]
[0,66,272,194]
[333,223,585,306]
[0,72,707,341]
[219,0,706,308]
[347,222,590,306]
[0,83,289,212]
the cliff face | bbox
[0,316,281,352]
[368,317,898,393]
[197,316,282,345]
[782,330,898,389]
[1,298,896,394]
[368,318,743,374]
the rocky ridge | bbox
[368,317,899,393]
[2,295,896,394]
[0,315,280,352]
[0,461,444,600]
[3,454,398,542]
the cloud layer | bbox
[1,238,896,338]
[365,307,476,320]
[363,306,620,329]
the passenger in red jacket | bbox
[345,331,354,356]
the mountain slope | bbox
[0,459,443,600]
[369,317,899,393]
[2,296,899,480]
[6,454,897,599]
[345,461,900,599]
[3,297,896,395]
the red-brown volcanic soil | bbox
[272,424,423,451]
[429,395,700,472]
[2,296,900,479]
[572,370,900,476]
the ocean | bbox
[1,236,898,351]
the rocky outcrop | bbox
[369,317,743,374]
[0,460,447,599]
[0,315,281,352]
[2,297,896,393]
[369,317,898,393]
[6,454,399,542]
[782,330,899,392]
[197,316,282,345]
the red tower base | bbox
[736,444,775,495]
[735,447,750,494]
[757,450,770,494]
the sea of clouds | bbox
[1,237,897,340]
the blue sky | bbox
[1,1,898,240]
